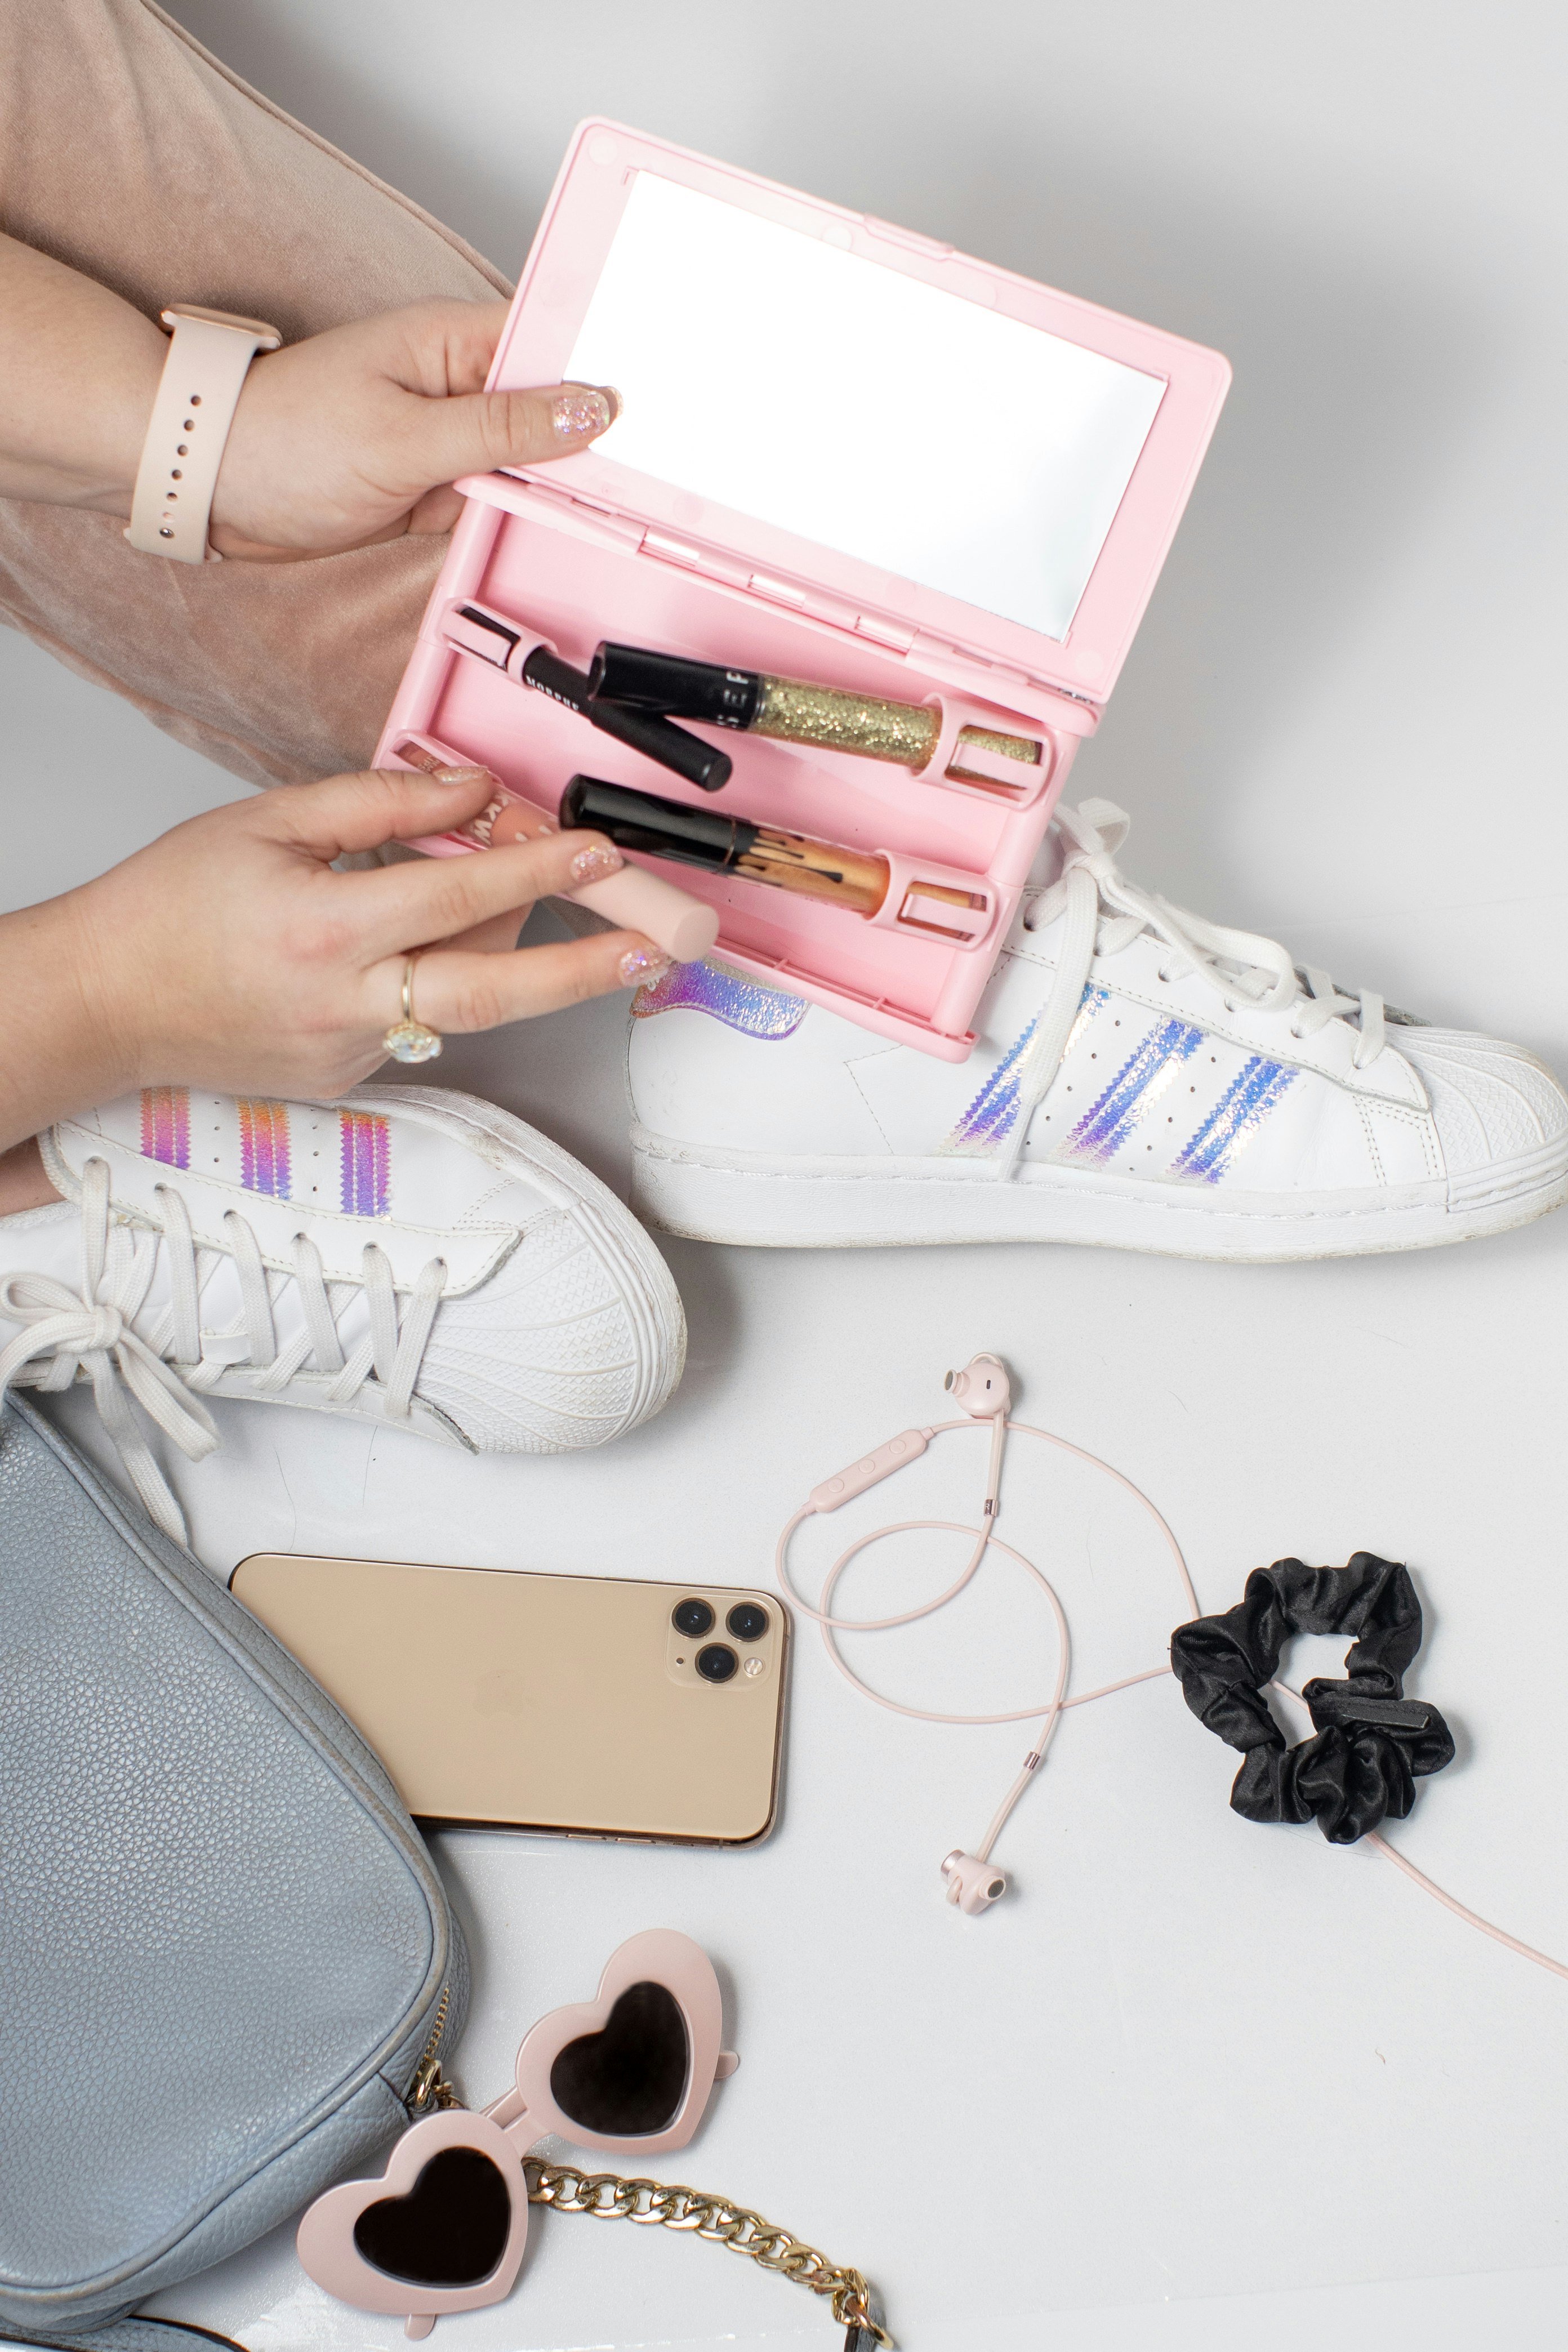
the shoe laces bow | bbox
[0,1159,446,1545]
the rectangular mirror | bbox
[565,173,1167,643]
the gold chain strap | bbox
[523,2157,894,2346]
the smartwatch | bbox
[125,304,282,563]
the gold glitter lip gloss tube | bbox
[587,641,1044,791]
[560,776,996,946]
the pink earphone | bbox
[942,1353,1012,1418]
[776,1353,1197,1916]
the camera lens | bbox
[672,1598,715,1638]
[726,1602,770,1643]
[695,1643,738,1683]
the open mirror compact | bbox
[380,120,1230,1057]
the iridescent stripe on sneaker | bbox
[140,1086,190,1169]
[1170,1057,1297,1183]
[1061,1017,1204,1165]
[632,960,808,1039]
[943,986,1108,1153]
[339,1110,390,1216]
[237,1099,291,1199]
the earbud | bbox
[941,1849,1009,1915]
[943,1353,1012,1420]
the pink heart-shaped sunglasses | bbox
[297,1928,738,2337]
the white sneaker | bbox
[0,1084,685,1541]
[626,799,1568,1260]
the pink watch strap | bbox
[125,305,280,564]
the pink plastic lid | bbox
[482,120,1231,711]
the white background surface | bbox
[5,2,1568,2345]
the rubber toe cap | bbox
[1399,1028,1568,1209]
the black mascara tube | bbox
[444,603,732,792]
[589,643,764,730]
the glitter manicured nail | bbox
[618,945,673,987]
[392,738,498,787]
[551,387,614,439]
[570,843,624,884]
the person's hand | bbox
[0,246,612,556]
[0,765,669,1148]
[209,300,617,560]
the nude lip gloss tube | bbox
[587,640,1044,789]
[443,603,732,794]
[560,776,996,945]
[564,773,888,909]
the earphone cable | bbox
[775,1414,1191,1886]
[777,1403,1568,1979]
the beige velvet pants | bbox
[0,0,510,789]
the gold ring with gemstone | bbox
[382,954,442,1063]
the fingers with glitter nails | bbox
[427,380,619,483]
[354,764,674,1046]
[435,783,678,983]
[394,737,721,966]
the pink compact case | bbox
[378,120,1230,1059]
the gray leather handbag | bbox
[0,2325,251,2352]
[0,1395,467,2345]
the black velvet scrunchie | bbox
[1169,1553,1454,1844]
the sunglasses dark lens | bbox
[353,2145,513,2286]
[549,1979,691,2136]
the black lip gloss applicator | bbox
[444,603,732,793]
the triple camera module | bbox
[670,1596,772,1686]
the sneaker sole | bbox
[630,1126,1568,1262]
[357,1088,687,1437]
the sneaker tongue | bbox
[0,1201,82,1295]
[1031,822,1068,890]
[178,1240,371,1367]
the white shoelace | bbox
[995,798,1388,1177]
[0,1159,447,1545]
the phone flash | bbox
[743,1658,766,1680]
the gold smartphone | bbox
[229,1554,789,1845]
